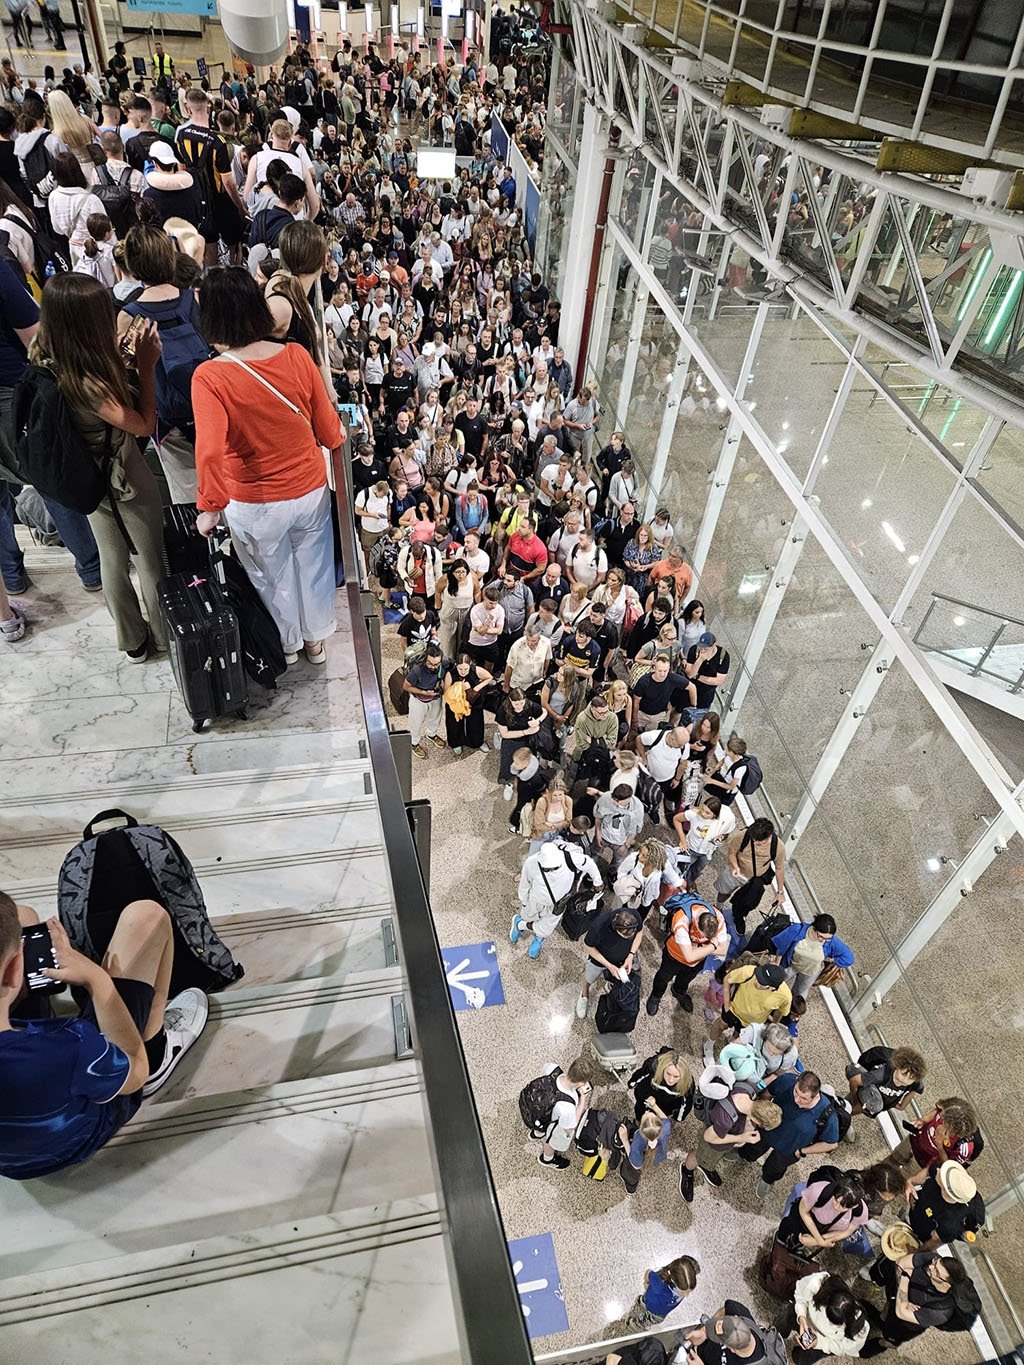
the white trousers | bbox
[225,485,336,654]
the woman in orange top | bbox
[192,268,343,667]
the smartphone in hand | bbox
[21,922,63,993]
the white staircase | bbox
[0,737,463,1363]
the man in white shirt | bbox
[97,130,145,194]
[548,512,582,569]
[243,118,319,217]
[454,530,490,581]
[429,230,453,275]
[538,449,573,509]
[638,724,690,789]
[503,623,552,692]
[502,60,517,92]
[566,530,608,591]
[410,244,444,286]
[531,1058,594,1169]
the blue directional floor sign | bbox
[508,1232,568,1339]
[442,942,505,1011]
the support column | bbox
[642,336,691,521]
[856,801,1020,1010]
[559,102,611,376]
[690,301,768,577]
[722,516,809,728]
[783,640,896,853]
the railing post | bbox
[390,729,413,803]
[406,798,433,895]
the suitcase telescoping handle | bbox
[83,809,139,839]
[206,525,231,590]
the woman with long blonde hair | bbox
[528,774,573,853]
[45,89,98,180]
[618,1109,671,1193]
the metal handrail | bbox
[534,1323,692,1364]
[922,591,1024,632]
[330,445,532,1365]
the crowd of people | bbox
[0,13,995,1364]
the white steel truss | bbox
[563,1,1024,430]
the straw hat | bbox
[881,1222,920,1260]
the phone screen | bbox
[21,924,61,993]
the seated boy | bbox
[0,891,209,1180]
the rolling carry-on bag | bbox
[160,557,248,732]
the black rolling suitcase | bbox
[163,502,209,577]
[160,558,248,732]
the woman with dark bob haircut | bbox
[191,268,343,667]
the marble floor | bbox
[0,534,462,1364]
[381,626,980,1363]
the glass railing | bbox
[329,444,532,1365]
[914,591,1024,695]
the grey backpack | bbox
[58,809,244,992]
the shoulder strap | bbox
[223,352,307,422]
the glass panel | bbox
[624,295,679,481]
[700,437,795,655]
[621,153,658,252]
[809,369,959,612]
[905,494,1024,648]
[589,243,635,427]
[912,593,1024,693]
[747,536,881,800]
[547,45,575,138]
[743,315,852,481]
[657,362,732,541]
[976,419,1024,532]
[695,306,759,390]
[794,659,1001,982]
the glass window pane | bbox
[743,316,852,481]
[809,375,958,611]
[794,659,1002,979]
[701,439,795,655]
[976,419,1024,533]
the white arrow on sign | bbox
[511,1260,549,1317]
[445,957,490,1009]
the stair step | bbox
[0,795,384,887]
[150,968,407,1102]
[0,729,368,802]
[5,843,390,921]
[219,903,392,986]
[0,1198,461,1364]
[0,1063,431,1280]
[0,758,372,825]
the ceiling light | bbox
[881,521,905,553]
[953,615,965,626]
[604,1302,624,1320]
[547,1014,570,1034]
[926,857,941,873]
[861,498,872,509]
[782,421,790,430]
[907,554,919,565]
[715,396,727,411]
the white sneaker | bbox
[142,988,210,1098]
[0,604,26,642]
[575,994,588,1019]
[503,783,514,801]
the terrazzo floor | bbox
[380,625,980,1362]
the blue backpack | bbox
[122,293,211,431]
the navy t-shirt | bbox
[766,1072,839,1153]
[0,1016,132,1179]
[0,255,36,387]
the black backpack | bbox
[58,809,244,995]
[518,1068,562,1133]
[739,755,763,795]
[813,1089,853,1145]
[94,163,138,239]
[12,364,108,513]
[21,130,51,197]
[745,911,791,956]
[0,229,26,287]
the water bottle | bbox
[45,260,55,278]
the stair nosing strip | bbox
[0,759,372,813]
[217,902,393,932]
[0,796,379,853]
[113,1075,424,1145]
[4,846,387,902]
[212,973,403,1017]
[0,1212,443,1322]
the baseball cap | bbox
[697,631,715,647]
[754,963,786,989]
[280,105,301,131]
[938,1161,977,1204]
[148,140,178,168]
[422,341,436,357]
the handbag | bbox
[815,962,846,989]
[581,1153,607,1180]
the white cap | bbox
[148,140,177,168]
[421,341,436,357]
[281,105,301,131]
[537,841,563,870]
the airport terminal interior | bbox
[1,0,1023,1362]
